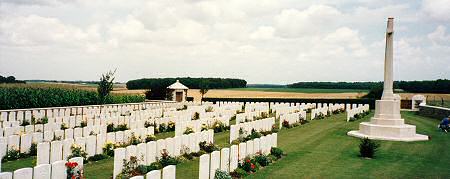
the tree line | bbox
[287,79,450,94]
[126,77,247,100]
[126,78,247,89]
[0,75,25,84]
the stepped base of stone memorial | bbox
[348,99,429,142]
[348,122,429,141]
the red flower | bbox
[65,162,78,169]
[251,163,255,169]
[246,159,250,163]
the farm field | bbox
[230,88,369,93]
[2,82,449,103]
[2,112,448,178]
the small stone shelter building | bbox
[167,80,189,102]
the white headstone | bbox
[146,141,157,165]
[20,134,32,153]
[229,145,238,172]
[68,157,84,171]
[50,141,63,163]
[125,145,137,161]
[96,134,106,155]
[63,139,74,160]
[13,168,32,179]
[7,135,19,151]
[0,172,12,179]
[220,148,230,173]
[37,142,50,165]
[199,154,210,179]
[146,170,161,179]
[246,140,254,157]
[238,143,246,161]
[33,164,51,179]
[51,160,67,179]
[85,136,96,157]
[210,151,220,179]
[113,148,126,179]
[162,165,176,179]
[137,143,147,165]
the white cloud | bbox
[274,5,343,38]
[0,0,449,83]
[427,25,450,45]
[422,0,450,22]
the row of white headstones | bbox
[279,111,307,128]
[346,104,370,122]
[35,126,156,165]
[113,130,214,179]
[0,103,233,160]
[199,133,278,179]
[229,117,275,143]
[0,157,83,179]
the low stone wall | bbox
[417,105,450,120]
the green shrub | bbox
[214,169,232,179]
[20,120,30,126]
[254,154,271,167]
[147,162,163,171]
[116,124,129,132]
[145,135,157,142]
[144,121,155,128]
[29,143,37,156]
[213,121,227,133]
[158,123,168,133]
[129,133,141,145]
[359,138,380,158]
[68,144,88,163]
[240,157,258,172]
[199,141,219,153]
[2,149,23,162]
[159,150,179,167]
[270,147,284,159]
[183,127,194,135]
[103,142,115,157]
[230,168,248,178]
[88,154,108,161]
[192,112,200,120]
[107,123,114,132]
[167,121,175,132]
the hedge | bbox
[0,87,145,110]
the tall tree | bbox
[199,83,209,104]
[97,70,116,104]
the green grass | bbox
[2,112,449,179]
[1,157,36,172]
[248,112,449,178]
[229,88,369,93]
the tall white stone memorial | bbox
[348,18,428,142]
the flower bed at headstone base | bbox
[116,142,220,178]
[228,147,285,178]
[231,128,276,145]
[1,143,37,163]
[66,161,83,179]
[348,111,370,122]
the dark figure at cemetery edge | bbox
[439,116,450,133]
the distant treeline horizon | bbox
[287,79,449,93]
[126,77,247,90]
[4,76,449,94]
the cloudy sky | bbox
[0,0,449,84]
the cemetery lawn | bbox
[3,112,448,178]
[230,87,369,93]
[86,111,449,178]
